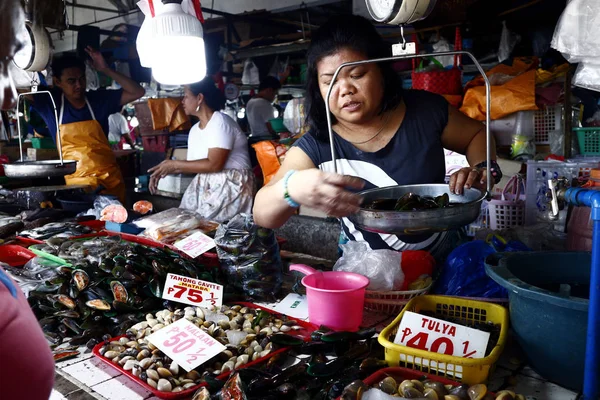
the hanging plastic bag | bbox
[573,61,600,92]
[498,21,520,63]
[433,235,530,298]
[333,242,403,291]
[283,97,307,135]
[551,0,600,62]
[252,140,295,186]
[214,214,283,300]
[242,59,260,85]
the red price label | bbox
[174,232,215,258]
[147,318,226,371]
[393,311,490,360]
[163,273,223,308]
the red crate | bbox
[93,302,315,400]
[141,131,170,152]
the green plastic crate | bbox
[575,127,600,155]
[30,137,56,149]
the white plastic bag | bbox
[283,97,306,135]
[242,59,260,85]
[551,0,600,61]
[498,21,520,63]
[431,37,454,68]
[573,61,600,92]
[333,242,404,291]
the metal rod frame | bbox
[324,50,492,195]
[16,91,64,164]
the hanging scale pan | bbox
[365,0,437,25]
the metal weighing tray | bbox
[3,91,77,179]
[351,184,485,234]
[324,50,492,235]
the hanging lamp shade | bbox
[150,2,207,85]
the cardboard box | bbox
[27,148,59,161]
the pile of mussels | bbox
[27,236,218,348]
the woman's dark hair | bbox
[51,53,86,79]
[305,15,402,140]
[188,77,226,111]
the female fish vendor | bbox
[253,15,501,261]
[149,77,255,222]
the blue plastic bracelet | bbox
[283,170,300,208]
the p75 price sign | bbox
[162,273,223,308]
[393,311,490,359]
[147,318,226,371]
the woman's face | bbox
[317,47,385,126]
[181,86,200,116]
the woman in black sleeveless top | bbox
[253,15,501,261]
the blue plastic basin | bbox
[485,252,593,390]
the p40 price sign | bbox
[162,273,223,308]
[393,311,490,359]
[147,318,226,371]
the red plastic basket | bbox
[93,302,315,399]
[412,28,463,96]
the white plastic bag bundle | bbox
[242,59,260,85]
[551,0,600,61]
[333,242,404,291]
[552,0,600,92]
[283,97,306,135]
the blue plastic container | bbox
[105,221,144,235]
[485,252,593,390]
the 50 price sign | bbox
[147,318,226,371]
[163,273,223,308]
[393,311,490,359]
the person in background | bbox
[108,107,135,149]
[148,77,255,222]
[30,50,145,202]
[253,15,500,262]
[0,1,55,399]
[246,72,290,138]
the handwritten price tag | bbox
[147,318,226,372]
[174,231,215,258]
[162,273,223,308]
[393,311,490,359]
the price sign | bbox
[147,318,226,372]
[174,231,215,258]
[162,273,223,308]
[393,311,490,359]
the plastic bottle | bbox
[567,169,600,251]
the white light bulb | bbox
[146,3,207,85]
[237,108,245,119]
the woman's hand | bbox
[148,160,179,194]
[287,169,365,217]
[449,167,490,195]
[84,46,108,72]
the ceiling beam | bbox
[65,2,122,14]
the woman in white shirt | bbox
[149,77,255,222]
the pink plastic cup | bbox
[289,264,370,332]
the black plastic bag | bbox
[215,214,282,300]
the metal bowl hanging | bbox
[3,91,77,179]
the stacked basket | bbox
[364,250,435,314]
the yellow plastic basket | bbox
[378,295,509,385]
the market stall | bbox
[1,0,599,399]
